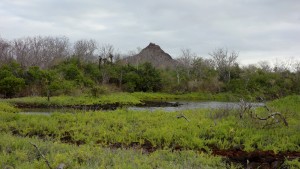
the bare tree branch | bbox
[177,114,190,122]
[209,48,238,83]
[73,39,97,62]
[29,142,53,169]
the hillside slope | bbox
[123,43,178,69]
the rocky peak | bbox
[123,43,177,69]
[145,42,160,49]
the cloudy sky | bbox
[0,0,299,65]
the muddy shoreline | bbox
[14,100,181,111]
[212,149,300,168]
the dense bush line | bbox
[1,36,300,99]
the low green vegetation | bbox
[1,34,299,168]
[3,93,141,107]
[1,91,254,108]
[0,102,19,113]
[0,133,229,169]
[0,104,299,153]
[0,95,299,168]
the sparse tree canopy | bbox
[73,39,97,62]
[209,48,238,83]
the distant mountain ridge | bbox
[123,43,177,69]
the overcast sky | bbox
[0,0,299,65]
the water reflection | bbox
[128,101,265,112]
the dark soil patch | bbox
[102,141,300,168]
[15,102,122,111]
[213,149,300,169]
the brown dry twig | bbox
[29,142,53,169]
[177,114,190,122]
[255,112,288,127]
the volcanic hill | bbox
[123,43,177,69]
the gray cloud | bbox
[0,0,299,65]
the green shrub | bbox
[0,102,19,113]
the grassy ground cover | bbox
[0,96,299,152]
[1,93,141,107]
[0,133,230,169]
[0,108,299,153]
[0,102,19,113]
[1,92,255,108]
[0,96,299,168]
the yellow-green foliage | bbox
[0,97,299,153]
[0,95,299,168]
[2,92,251,108]
[0,133,228,169]
[283,158,300,169]
[267,95,300,115]
[0,101,19,113]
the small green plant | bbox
[0,102,19,113]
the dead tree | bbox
[98,44,114,84]
[177,48,196,78]
[238,98,253,119]
[0,37,13,66]
[238,99,289,128]
[73,39,97,63]
[254,109,288,128]
[209,48,238,83]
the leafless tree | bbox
[13,37,32,68]
[192,57,214,81]
[293,60,300,73]
[12,36,70,69]
[209,48,238,83]
[273,57,295,73]
[98,43,114,84]
[99,43,114,63]
[0,37,13,66]
[46,36,70,68]
[258,61,272,72]
[177,48,196,78]
[36,36,70,68]
[126,47,143,70]
[73,39,97,62]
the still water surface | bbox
[128,101,264,112]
